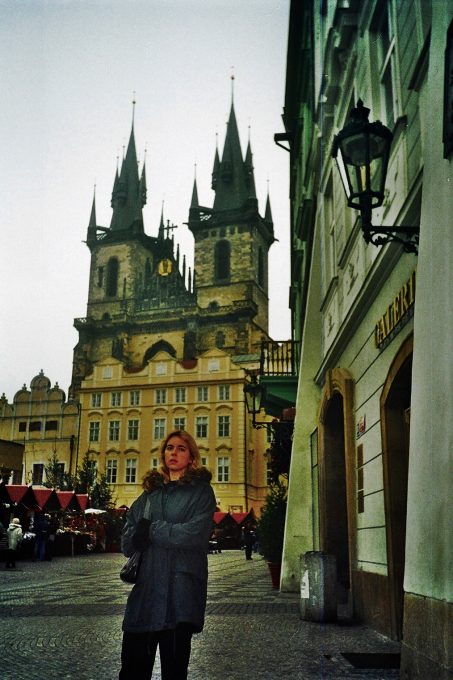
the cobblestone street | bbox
[0,551,400,679]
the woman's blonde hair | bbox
[143,430,202,486]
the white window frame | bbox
[197,386,209,402]
[218,384,230,400]
[108,420,120,441]
[196,416,208,439]
[111,391,122,407]
[129,390,140,406]
[91,393,102,408]
[155,388,167,405]
[153,418,166,440]
[106,459,118,484]
[175,387,186,403]
[127,419,139,441]
[218,415,231,437]
[125,458,137,484]
[89,421,100,442]
[217,456,230,483]
[174,416,186,431]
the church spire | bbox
[190,177,199,209]
[244,138,256,199]
[86,189,97,245]
[158,202,165,239]
[213,100,249,211]
[265,188,273,225]
[109,119,144,234]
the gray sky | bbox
[0,0,291,402]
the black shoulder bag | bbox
[120,496,151,584]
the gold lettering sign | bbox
[375,270,416,348]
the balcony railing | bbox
[260,340,299,377]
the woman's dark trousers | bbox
[119,628,193,680]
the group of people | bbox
[2,512,60,569]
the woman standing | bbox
[119,430,216,680]
[6,517,23,569]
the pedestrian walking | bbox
[33,513,50,561]
[6,517,23,569]
[119,430,216,680]
[243,527,255,560]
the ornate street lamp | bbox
[243,373,269,430]
[332,99,419,254]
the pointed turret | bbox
[140,159,147,207]
[86,191,97,245]
[211,145,220,190]
[244,140,257,199]
[213,102,249,211]
[190,178,199,209]
[158,203,165,239]
[265,191,273,225]
[110,123,144,233]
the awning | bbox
[32,488,61,512]
[76,494,89,511]
[56,491,79,511]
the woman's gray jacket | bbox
[121,467,216,634]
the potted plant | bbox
[257,481,287,588]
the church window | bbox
[214,240,231,282]
[45,420,58,432]
[97,267,104,287]
[18,422,27,432]
[29,421,42,432]
[106,258,119,297]
[216,331,225,348]
[258,246,264,287]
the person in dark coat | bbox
[119,430,216,680]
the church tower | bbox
[188,96,275,355]
[71,119,196,396]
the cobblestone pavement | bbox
[0,551,400,679]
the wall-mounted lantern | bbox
[243,372,269,430]
[332,99,419,254]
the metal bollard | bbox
[299,551,337,622]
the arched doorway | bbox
[318,369,356,609]
[381,335,413,640]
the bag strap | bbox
[142,495,151,521]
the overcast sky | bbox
[0,0,291,402]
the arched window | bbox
[106,258,119,297]
[258,246,264,287]
[215,240,230,282]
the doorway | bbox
[381,335,413,640]
[318,368,356,609]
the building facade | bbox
[71,98,274,511]
[279,1,452,677]
[0,371,79,485]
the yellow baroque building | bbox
[78,349,269,512]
